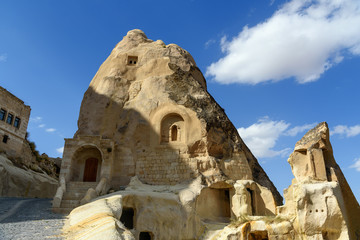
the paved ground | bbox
[0,197,66,240]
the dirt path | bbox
[0,197,66,240]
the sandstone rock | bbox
[55,29,282,218]
[279,122,360,239]
[60,29,281,203]
[63,177,203,240]
[63,123,360,239]
[58,30,360,239]
[0,153,58,198]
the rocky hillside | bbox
[0,137,60,198]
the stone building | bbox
[0,86,31,159]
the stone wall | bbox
[0,86,31,159]
[136,148,197,185]
[60,136,114,183]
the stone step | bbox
[67,182,98,189]
[61,199,80,205]
[62,191,86,200]
[52,207,73,214]
[66,186,95,191]
[66,186,96,189]
[61,200,80,208]
[65,188,93,193]
[52,182,99,215]
[60,202,80,209]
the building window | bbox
[6,113,13,125]
[3,135,9,143]
[14,117,21,128]
[0,109,6,121]
[127,56,138,65]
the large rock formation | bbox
[71,29,280,200]
[63,123,360,240]
[58,30,359,239]
[54,29,282,215]
[277,122,360,239]
[0,153,58,198]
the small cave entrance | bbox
[249,231,269,240]
[246,188,256,216]
[139,231,153,240]
[120,207,135,229]
[196,187,231,222]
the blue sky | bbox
[1,0,359,201]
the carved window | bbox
[14,117,21,128]
[0,109,6,121]
[6,113,13,125]
[246,188,256,216]
[127,56,138,65]
[171,125,178,141]
[160,114,184,143]
[2,135,8,143]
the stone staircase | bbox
[52,181,98,214]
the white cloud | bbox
[30,116,42,123]
[285,123,317,136]
[350,158,360,171]
[332,124,360,137]
[56,147,64,154]
[205,39,216,49]
[0,54,7,62]
[206,0,360,84]
[238,117,316,158]
[46,128,56,133]
[38,124,45,128]
[238,117,291,158]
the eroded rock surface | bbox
[55,29,281,214]
[0,154,58,198]
[63,123,360,239]
[58,30,359,239]
[278,122,360,239]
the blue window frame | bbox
[6,113,13,125]
[14,117,20,128]
[0,109,6,121]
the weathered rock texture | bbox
[277,122,360,239]
[0,153,58,198]
[58,30,360,239]
[63,122,360,240]
[55,29,281,214]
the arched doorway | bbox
[160,113,184,143]
[70,146,102,182]
[196,187,231,222]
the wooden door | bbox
[83,158,98,182]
